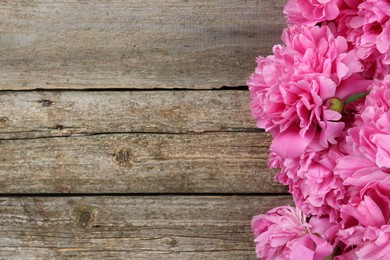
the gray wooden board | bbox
[0,0,286,90]
[0,90,256,139]
[0,132,285,194]
[0,195,293,259]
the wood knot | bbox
[74,207,95,228]
[39,100,52,107]
[79,211,92,226]
[166,237,178,248]
[0,117,8,123]
[113,148,132,165]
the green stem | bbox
[344,91,370,105]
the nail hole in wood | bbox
[53,124,63,130]
[39,100,53,107]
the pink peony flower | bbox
[332,1,390,79]
[355,0,390,58]
[249,24,363,159]
[284,0,342,25]
[336,80,390,198]
[364,79,390,110]
[341,182,390,229]
[360,52,390,80]
[252,206,336,259]
[333,1,360,37]
[337,226,390,260]
[335,0,390,60]
[275,145,346,220]
[337,183,390,259]
[289,234,335,260]
[348,106,390,168]
[248,0,390,258]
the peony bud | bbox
[326,98,344,114]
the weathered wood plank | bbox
[0,90,256,139]
[0,195,292,259]
[0,132,284,194]
[0,0,286,90]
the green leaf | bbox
[344,91,370,105]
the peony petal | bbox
[335,74,372,100]
[372,134,390,168]
[290,244,315,260]
[360,196,386,227]
[271,125,315,158]
[318,76,336,100]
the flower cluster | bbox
[248,1,390,259]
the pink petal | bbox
[372,134,390,168]
[335,74,372,99]
[271,125,315,158]
[290,244,315,260]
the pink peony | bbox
[360,52,390,80]
[337,226,390,260]
[337,183,390,259]
[249,24,363,159]
[341,182,390,229]
[355,0,390,58]
[289,234,335,260]
[275,145,346,220]
[348,105,390,168]
[336,80,390,198]
[333,1,360,37]
[248,0,390,258]
[335,0,390,59]
[332,0,390,79]
[364,79,390,110]
[284,0,342,25]
[252,206,336,259]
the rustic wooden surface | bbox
[0,0,285,90]
[0,132,285,194]
[0,0,288,258]
[0,90,256,139]
[0,196,293,259]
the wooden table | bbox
[0,1,291,259]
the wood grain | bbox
[0,195,293,259]
[0,0,286,90]
[0,132,285,194]
[0,90,257,139]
